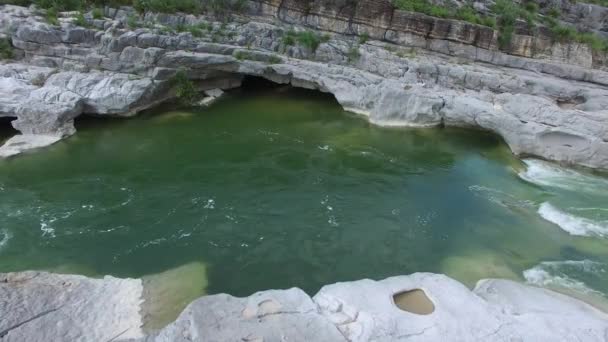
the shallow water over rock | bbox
[0,87,607,303]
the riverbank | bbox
[0,2,607,170]
[1,269,607,341]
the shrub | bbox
[282,30,296,46]
[347,46,361,62]
[234,50,252,60]
[126,13,138,28]
[429,5,449,18]
[551,24,578,42]
[297,31,329,52]
[455,6,480,24]
[92,7,103,19]
[480,16,496,29]
[577,32,608,52]
[45,7,59,25]
[493,0,518,50]
[0,38,13,60]
[393,0,432,13]
[73,11,89,27]
[267,55,282,64]
[358,32,369,44]
[547,7,561,18]
[523,1,538,14]
[171,70,198,104]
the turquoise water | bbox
[0,86,607,304]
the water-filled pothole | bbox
[393,289,435,315]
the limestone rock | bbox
[474,279,608,341]
[0,271,144,342]
[0,134,62,158]
[147,288,346,342]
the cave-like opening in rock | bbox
[0,116,18,143]
[239,75,341,106]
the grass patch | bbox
[45,7,59,25]
[392,0,496,28]
[347,46,361,63]
[73,11,89,27]
[171,69,198,104]
[358,32,369,44]
[0,37,13,60]
[267,55,282,64]
[282,30,329,52]
[92,7,103,19]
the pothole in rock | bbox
[556,95,586,110]
[393,289,435,315]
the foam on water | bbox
[0,229,11,252]
[518,159,608,194]
[538,202,608,237]
[523,260,605,297]
[468,185,535,209]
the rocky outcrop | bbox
[0,3,608,170]
[2,271,607,341]
[0,271,144,341]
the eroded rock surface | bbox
[1,271,607,341]
[0,3,607,170]
[0,271,144,341]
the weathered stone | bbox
[0,271,144,341]
[1,3,608,170]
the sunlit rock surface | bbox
[2,271,606,341]
[0,271,144,341]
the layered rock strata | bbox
[0,3,607,170]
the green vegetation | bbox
[347,46,361,63]
[0,37,13,60]
[267,54,282,64]
[45,7,59,25]
[358,32,369,44]
[234,50,251,60]
[171,70,198,104]
[73,11,89,27]
[492,0,518,50]
[391,0,608,53]
[2,0,247,17]
[392,0,495,28]
[126,13,138,28]
[282,30,329,52]
[92,6,103,19]
[547,7,561,18]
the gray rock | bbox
[0,134,62,158]
[1,270,608,341]
[2,4,608,170]
[0,271,144,342]
[148,288,347,342]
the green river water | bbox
[1,85,607,310]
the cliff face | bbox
[251,0,602,69]
[0,2,607,170]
